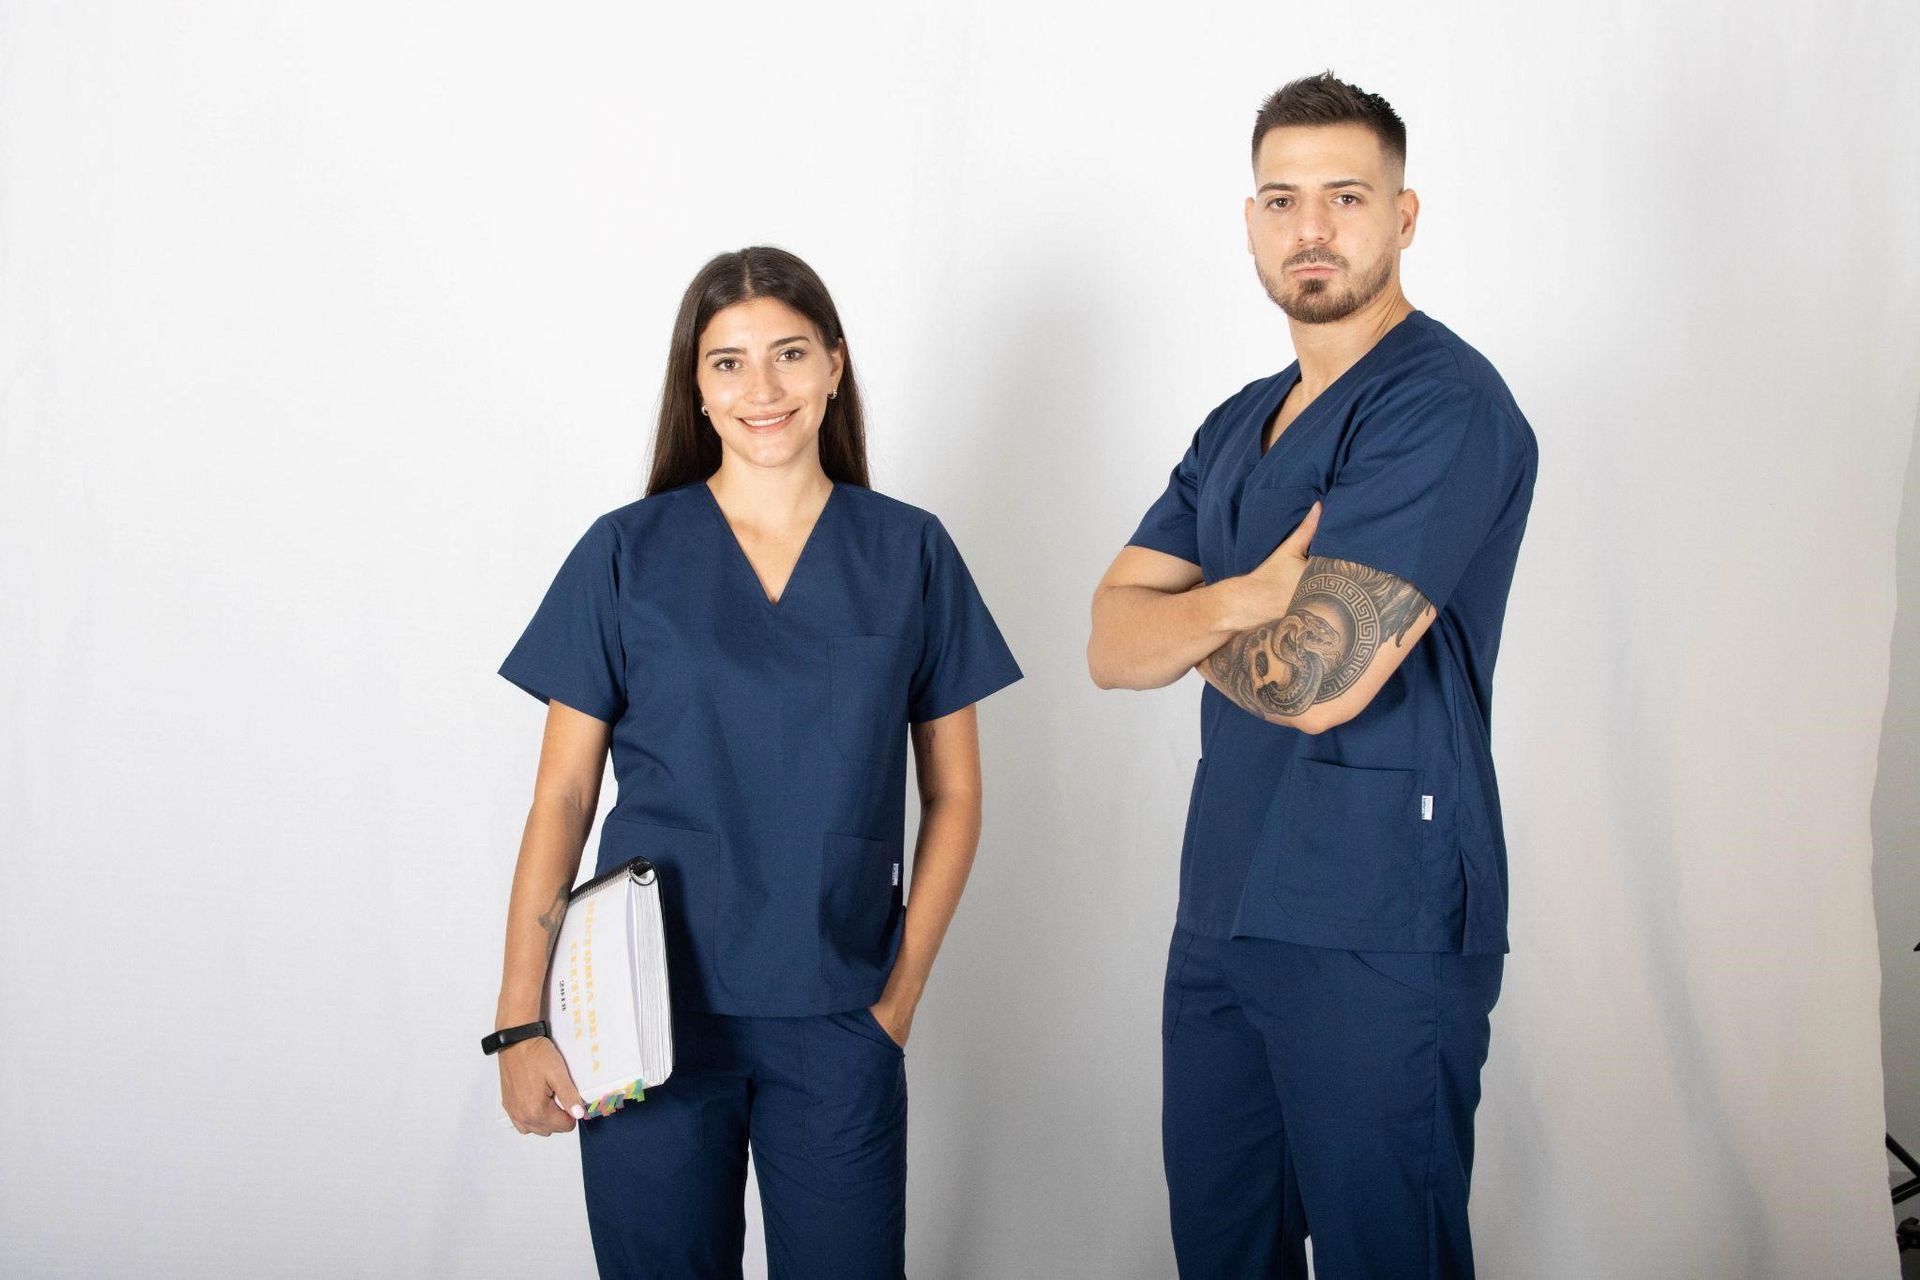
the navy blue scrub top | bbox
[501,481,1023,1016]
[1129,312,1537,954]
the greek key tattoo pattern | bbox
[1207,556,1433,719]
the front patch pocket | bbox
[1269,758,1422,926]
[828,634,910,763]
[819,831,903,990]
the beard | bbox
[1257,250,1395,324]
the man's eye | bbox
[1336,193,1359,206]
[1267,197,1290,210]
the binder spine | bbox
[568,855,656,902]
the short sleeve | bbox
[908,518,1024,723]
[1306,379,1526,610]
[1125,426,1203,565]
[498,515,628,723]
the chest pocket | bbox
[829,635,912,762]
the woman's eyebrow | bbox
[703,335,812,358]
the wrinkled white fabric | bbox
[2,2,1914,1276]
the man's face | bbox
[1244,122,1416,325]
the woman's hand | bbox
[869,998,914,1050]
[499,1036,588,1135]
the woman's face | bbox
[695,297,845,475]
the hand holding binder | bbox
[497,1033,590,1135]
[543,857,675,1118]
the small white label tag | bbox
[1420,795,1434,821]
[891,862,901,886]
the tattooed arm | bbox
[497,700,608,1027]
[1089,505,1326,691]
[496,700,609,1134]
[1197,556,1437,734]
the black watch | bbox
[481,1020,550,1056]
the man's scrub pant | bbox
[1162,925,1504,1279]
[579,1007,907,1280]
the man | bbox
[1087,74,1537,1278]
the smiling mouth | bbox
[739,409,797,430]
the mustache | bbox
[1285,248,1347,269]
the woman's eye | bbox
[713,359,739,373]
[778,347,804,361]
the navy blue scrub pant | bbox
[579,1007,907,1279]
[1162,926,1503,1279]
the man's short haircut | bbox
[1251,72,1406,174]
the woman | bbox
[489,246,1021,1278]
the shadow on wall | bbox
[1874,395,1920,1197]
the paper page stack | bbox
[544,857,673,1117]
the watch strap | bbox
[481,1020,550,1056]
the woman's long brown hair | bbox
[645,247,870,496]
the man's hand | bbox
[1089,502,1319,691]
[1205,501,1322,645]
[1195,499,1438,732]
[1198,502,1320,652]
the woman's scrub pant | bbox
[1161,926,1504,1279]
[579,1007,907,1279]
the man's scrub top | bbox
[500,481,1023,1016]
[1129,311,1536,954]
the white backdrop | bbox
[4,2,1917,1276]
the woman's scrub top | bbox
[501,480,1023,1017]
[1129,312,1537,955]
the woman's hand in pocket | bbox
[869,999,912,1049]
[500,1036,588,1135]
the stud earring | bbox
[828,389,837,399]
[700,405,709,417]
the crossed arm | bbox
[1088,516,1437,734]
[1194,554,1434,731]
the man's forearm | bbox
[1089,579,1249,690]
[1195,633,1320,732]
[1196,555,1436,733]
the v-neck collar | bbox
[1251,310,1427,471]
[698,478,839,610]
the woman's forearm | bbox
[880,790,983,1010]
[495,798,595,1026]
